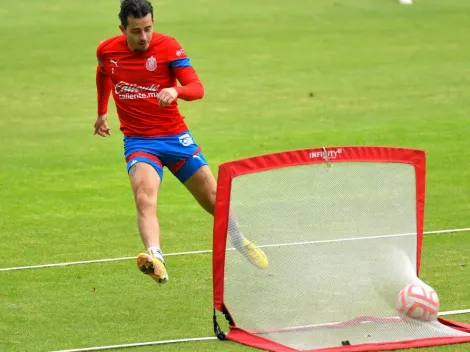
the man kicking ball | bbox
[94,0,268,285]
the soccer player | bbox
[94,0,268,285]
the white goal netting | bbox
[223,162,469,350]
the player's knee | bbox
[134,187,157,214]
[203,188,217,215]
[209,188,217,209]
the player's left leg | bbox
[124,136,168,284]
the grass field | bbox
[1,0,470,351]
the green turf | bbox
[0,0,469,351]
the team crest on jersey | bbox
[145,56,157,71]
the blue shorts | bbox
[124,131,208,183]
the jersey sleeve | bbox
[96,41,107,71]
[166,37,193,70]
[172,66,204,101]
[96,43,113,115]
[165,37,204,100]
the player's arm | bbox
[156,63,204,107]
[96,57,113,115]
[94,50,112,137]
[171,62,204,101]
[156,38,204,106]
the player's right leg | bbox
[170,153,269,269]
[125,139,168,284]
[158,130,269,269]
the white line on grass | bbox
[438,309,470,316]
[420,228,470,235]
[1,227,469,272]
[258,232,414,250]
[49,336,217,352]
[0,249,212,272]
[49,309,470,352]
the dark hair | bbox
[119,0,154,28]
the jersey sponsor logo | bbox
[146,56,157,71]
[110,59,119,67]
[114,81,160,100]
[178,133,194,147]
[176,49,185,57]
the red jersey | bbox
[96,33,204,137]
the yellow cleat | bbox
[239,239,269,269]
[136,253,169,284]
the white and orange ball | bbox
[396,284,440,321]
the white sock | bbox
[147,246,165,263]
[228,213,246,249]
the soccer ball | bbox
[396,283,440,321]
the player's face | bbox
[120,14,154,52]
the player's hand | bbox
[156,88,178,107]
[94,114,111,137]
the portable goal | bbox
[212,146,470,352]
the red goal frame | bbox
[212,146,470,352]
